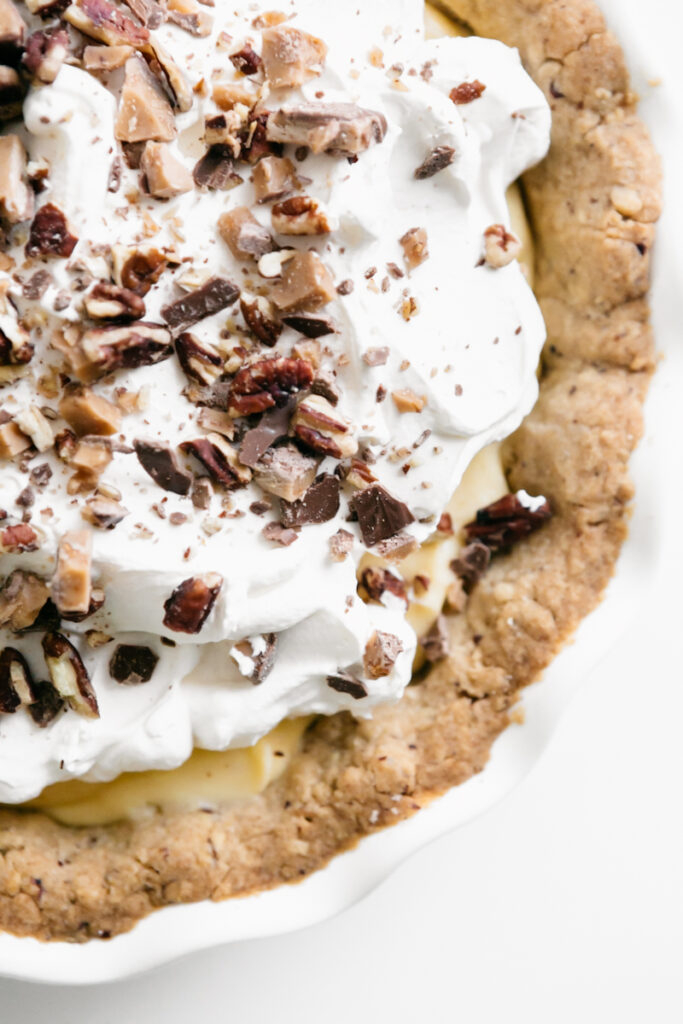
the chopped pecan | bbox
[450,80,486,104]
[270,251,335,313]
[414,145,455,180]
[253,442,317,501]
[141,141,193,198]
[161,277,239,333]
[163,573,222,633]
[78,321,172,379]
[358,566,407,606]
[176,331,223,384]
[83,43,133,71]
[115,55,176,143]
[0,311,33,368]
[272,195,331,236]
[310,371,339,407]
[341,456,377,490]
[351,484,415,548]
[51,530,92,617]
[266,103,387,158]
[25,0,68,16]
[327,672,367,700]
[240,294,282,347]
[0,648,36,714]
[228,356,313,416]
[253,155,298,204]
[134,439,192,495]
[230,633,277,684]
[230,43,261,76]
[329,527,353,562]
[400,227,429,270]
[0,570,49,630]
[181,433,251,490]
[82,494,128,529]
[291,393,357,459]
[166,0,211,36]
[22,28,69,84]
[42,631,99,718]
[112,245,168,296]
[261,26,327,89]
[26,203,78,259]
[59,386,122,437]
[84,282,145,321]
[109,643,158,684]
[193,146,243,190]
[64,0,149,47]
[13,405,53,452]
[483,224,521,268]
[363,630,403,679]
[0,420,31,459]
[464,491,552,552]
[280,473,339,528]
[1,522,41,553]
[450,540,491,593]
[218,206,275,261]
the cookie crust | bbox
[0,0,660,942]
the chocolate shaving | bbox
[414,145,455,180]
[163,573,222,634]
[280,474,339,528]
[450,540,491,593]
[350,483,415,548]
[134,439,193,495]
[109,643,159,684]
[161,276,240,333]
[327,671,367,700]
[464,492,552,553]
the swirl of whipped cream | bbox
[0,0,549,802]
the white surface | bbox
[1,0,682,1017]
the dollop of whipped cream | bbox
[0,0,550,802]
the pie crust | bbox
[0,0,660,942]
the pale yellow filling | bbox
[24,5,533,827]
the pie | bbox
[0,0,660,942]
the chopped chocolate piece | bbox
[78,322,173,380]
[230,633,277,684]
[22,28,69,85]
[450,79,486,105]
[166,0,211,36]
[239,401,294,467]
[218,206,275,260]
[483,224,521,268]
[421,615,449,663]
[181,434,251,490]
[261,25,327,88]
[176,331,224,384]
[266,103,387,158]
[414,144,455,180]
[230,43,261,76]
[262,520,297,546]
[113,245,167,296]
[280,473,339,527]
[450,540,491,593]
[272,195,331,235]
[26,203,78,259]
[363,630,403,679]
[291,394,357,459]
[82,495,128,529]
[115,56,176,143]
[253,442,317,501]
[163,573,222,633]
[464,491,552,553]
[190,477,212,509]
[327,671,367,700]
[121,0,164,29]
[161,277,240,333]
[392,388,425,413]
[141,141,193,198]
[253,155,299,204]
[359,566,407,606]
[193,146,243,190]
[0,570,49,630]
[64,0,150,47]
[351,484,415,548]
[83,43,133,72]
[374,530,418,562]
[240,294,282,347]
[16,485,34,509]
[28,679,65,727]
[84,282,145,322]
[329,527,353,562]
[363,346,389,367]
[0,648,36,714]
[30,463,52,488]
[109,643,159,684]
[134,440,193,495]
[52,530,92,617]
[228,356,313,416]
[282,312,336,338]
[42,631,99,718]
[270,251,335,313]
[400,226,429,270]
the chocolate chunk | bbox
[26,203,78,259]
[262,521,298,546]
[414,145,455,180]
[450,540,491,593]
[280,474,340,528]
[229,44,261,75]
[82,495,129,530]
[28,679,65,727]
[239,400,295,467]
[161,276,240,333]
[134,440,193,495]
[266,103,387,158]
[464,491,552,553]
[219,207,275,260]
[358,566,407,606]
[351,483,415,547]
[450,80,486,105]
[163,573,222,633]
[421,615,449,663]
[109,643,159,684]
[281,312,336,338]
[193,147,243,190]
[327,671,367,700]
[363,630,403,679]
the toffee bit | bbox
[450,80,486,104]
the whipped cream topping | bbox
[0,0,550,802]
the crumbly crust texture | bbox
[0,0,660,942]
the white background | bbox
[1,0,682,1019]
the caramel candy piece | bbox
[266,103,387,158]
[271,196,331,236]
[0,0,26,50]
[141,141,193,198]
[0,570,49,631]
[52,530,93,617]
[115,56,176,143]
[400,227,429,270]
[212,81,258,111]
[261,25,327,89]
[83,44,133,72]
[64,0,149,48]
[167,0,212,36]
[218,206,274,261]
[13,405,53,451]
[0,420,31,459]
[391,388,426,413]
[270,251,335,313]
[253,155,298,204]
[59,387,123,437]
[254,443,318,502]
[0,135,34,225]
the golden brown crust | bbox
[0,0,661,942]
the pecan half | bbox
[84,282,145,321]
[115,55,176,143]
[253,155,298,204]
[109,643,158,684]
[272,195,331,235]
[52,530,93,617]
[240,294,282,347]
[0,648,36,714]
[0,135,33,225]
[161,276,240,333]
[134,439,193,495]
[351,484,415,548]
[464,491,552,552]
[363,630,403,680]
[22,28,69,84]
[218,206,275,260]
[291,394,357,459]
[42,631,99,718]
[59,386,123,436]
[79,322,173,379]
[269,251,335,313]
[230,633,277,684]
[176,331,224,384]
[0,570,49,631]
[261,25,327,89]
[141,141,193,198]
[253,442,318,501]
[228,356,313,416]
[64,0,150,47]
[482,224,521,268]
[26,203,78,259]
[280,473,339,528]
[163,573,222,633]
[180,433,251,489]
[266,103,387,158]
